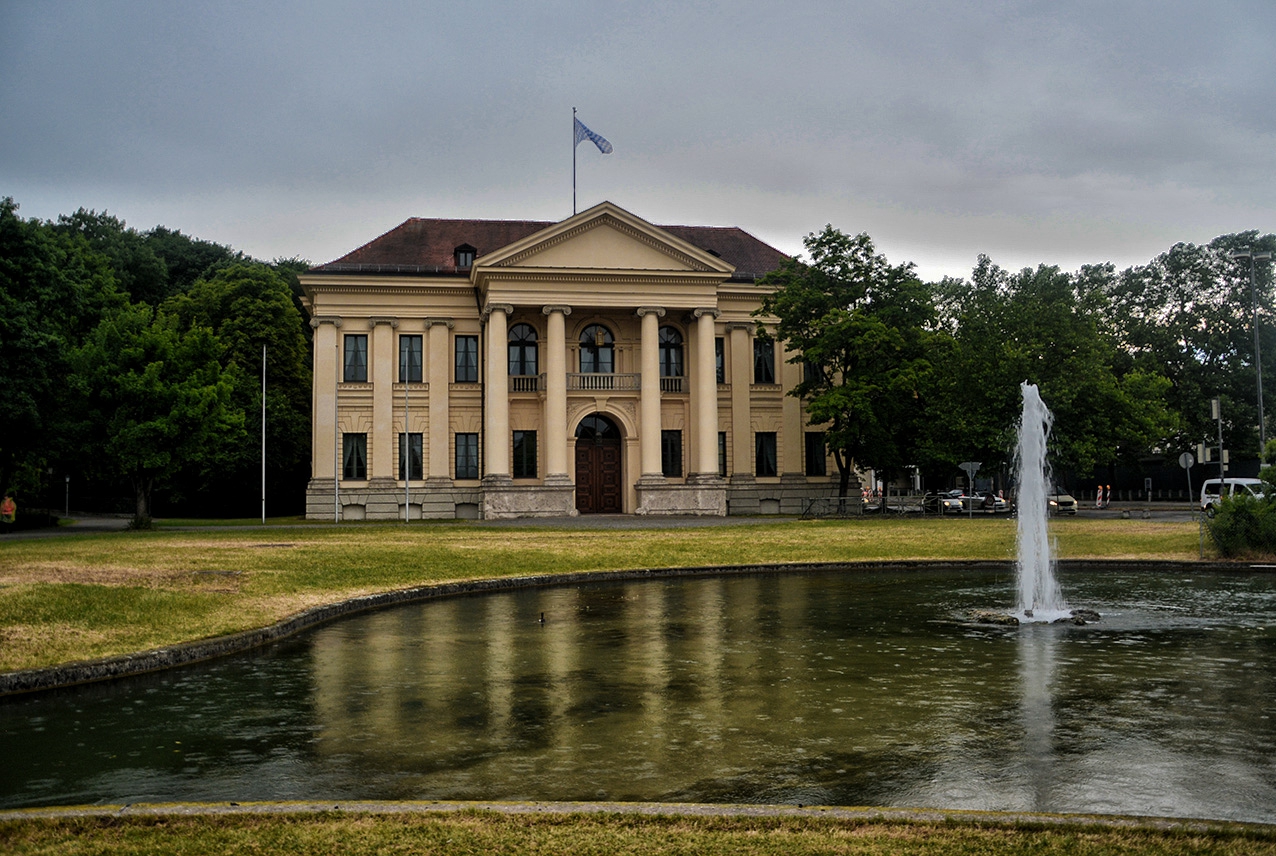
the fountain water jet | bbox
[1013,382,1070,622]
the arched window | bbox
[576,413,620,442]
[658,326,684,377]
[579,324,614,373]
[508,323,538,376]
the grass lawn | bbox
[2,517,1260,855]
[0,517,1204,674]
[3,808,1274,856]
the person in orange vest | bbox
[1,493,16,526]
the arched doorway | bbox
[575,414,623,513]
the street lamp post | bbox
[1233,249,1273,457]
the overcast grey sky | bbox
[3,1,1274,280]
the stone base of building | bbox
[726,473,851,516]
[481,475,578,519]
[635,474,727,516]
[306,478,483,521]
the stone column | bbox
[309,317,342,480]
[369,317,398,480]
[484,304,513,480]
[426,318,454,480]
[542,305,573,484]
[692,308,721,478]
[729,323,753,477]
[779,337,803,474]
[637,306,665,480]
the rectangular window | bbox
[753,338,775,384]
[342,433,367,480]
[661,430,683,478]
[512,430,537,479]
[718,431,728,477]
[456,432,479,480]
[344,335,368,382]
[455,335,478,383]
[756,432,777,478]
[399,432,423,480]
[400,335,423,383]
[803,359,820,385]
[805,431,827,477]
[715,337,725,384]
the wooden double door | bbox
[575,414,623,514]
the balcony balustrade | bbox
[567,372,642,392]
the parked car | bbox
[960,491,1010,513]
[1200,477,1265,517]
[1047,488,1077,516]
[923,489,967,514]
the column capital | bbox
[369,317,399,328]
[310,316,343,328]
[425,317,456,329]
[542,305,573,316]
[483,303,515,321]
[692,307,721,319]
[636,306,666,318]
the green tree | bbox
[52,209,169,306]
[929,257,1174,484]
[1105,232,1276,460]
[69,303,246,525]
[757,227,936,500]
[163,263,311,514]
[143,225,245,292]
[0,198,123,500]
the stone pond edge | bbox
[0,558,1259,697]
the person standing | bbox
[1,493,16,531]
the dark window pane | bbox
[661,429,682,478]
[753,338,775,384]
[400,335,423,383]
[718,431,727,477]
[756,432,777,478]
[399,433,423,480]
[456,433,479,480]
[659,326,683,378]
[715,337,725,384]
[344,335,368,382]
[513,430,537,479]
[580,325,614,373]
[455,335,478,382]
[805,432,827,477]
[342,433,367,480]
[508,323,538,376]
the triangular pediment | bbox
[475,202,736,275]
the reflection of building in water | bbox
[305,575,1031,801]
[300,201,845,520]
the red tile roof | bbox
[311,217,790,281]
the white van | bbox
[1200,477,1265,516]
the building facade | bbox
[300,202,842,519]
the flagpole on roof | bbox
[572,107,577,215]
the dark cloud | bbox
[2,0,1273,279]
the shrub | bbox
[1207,494,1276,557]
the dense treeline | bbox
[0,198,311,523]
[761,226,1276,495]
[3,195,1271,520]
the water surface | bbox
[2,568,1274,822]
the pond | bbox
[2,567,1275,822]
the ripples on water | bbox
[2,568,1274,822]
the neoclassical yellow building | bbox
[300,201,838,519]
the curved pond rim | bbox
[2,799,1274,837]
[2,558,1270,698]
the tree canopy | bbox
[0,198,311,520]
